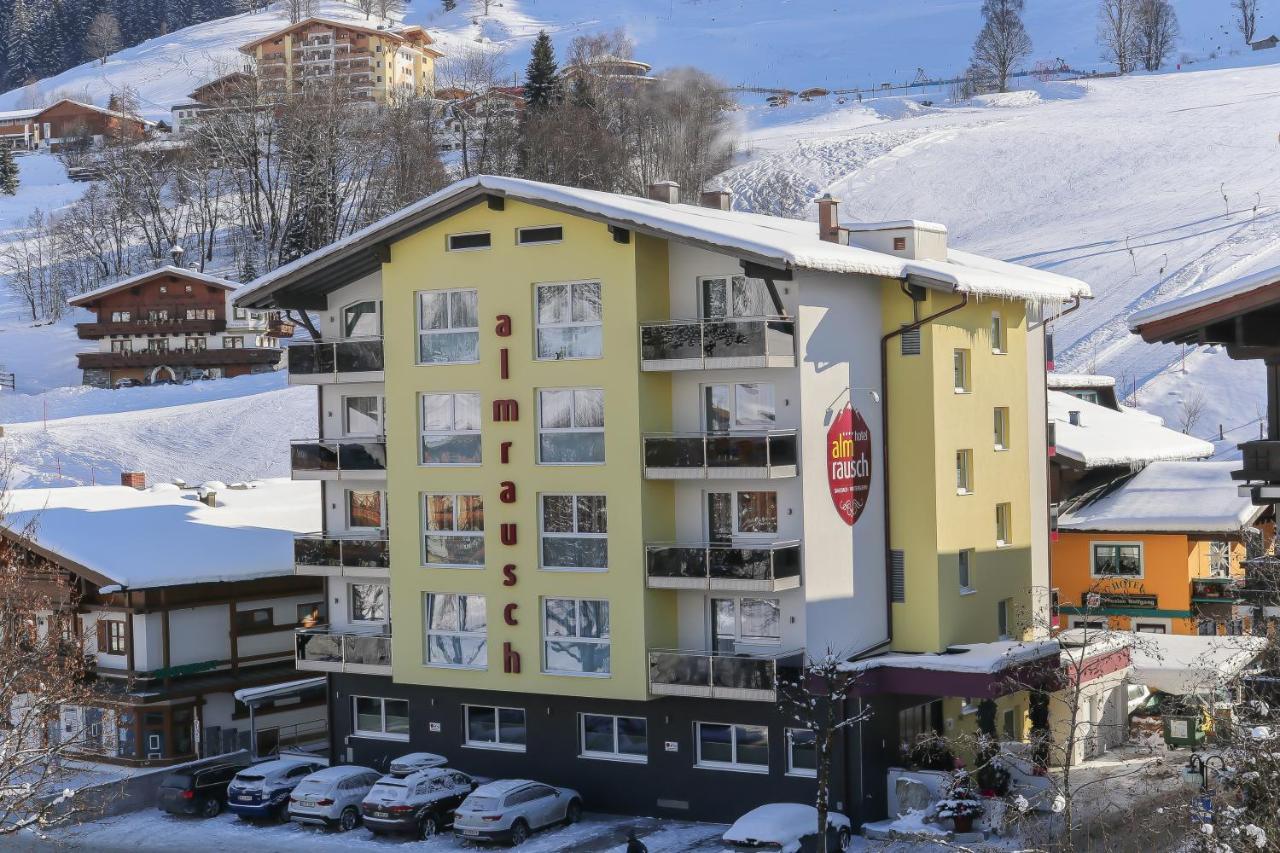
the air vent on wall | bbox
[900,326,921,356]
[890,550,906,603]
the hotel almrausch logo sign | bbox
[827,404,872,526]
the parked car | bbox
[388,751,448,777]
[288,765,381,831]
[722,803,851,852]
[453,779,582,845]
[156,759,250,818]
[225,758,326,821]
[361,766,477,839]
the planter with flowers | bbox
[934,770,985,834]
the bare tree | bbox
[0,211,61,321]
[354,0,376,17]
[1178,388,1209,434]
[969,0,1034,93]
[1098,0,1142,74]
[1234,0,1260,44]
[440,48,522,178]
[1136,0,1179,71]
[83,13,121,66]
[287,0,316,24]
[375,0,406,19]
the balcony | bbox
[646,541,801,591]
[647,649,801,702]
[640,317,796,371]
[643,431,797,479]
[1191,576,1241,604]
[287,337,383,383]
[1235,441,1280,501]
[77,317,226,338]
[294,533,389,578]
[290,439,386,479]
[77,348,281,370]
[295,627,391,675]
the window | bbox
[787,728,816,777]
[236,607,273,631]
[580,714,647,762]
[995,503,1012,547]
[953,349,970,392]
[708,491,778,541]
[464,705,526,751]
[418,289,478,363]
[1198,618,1217,636]
[353,696,409,739]
[423,494,484,567]
[111,339,133,353]
[147,338,169,353]
[424,593,487,668]
[994,408,1010,450]
[111,310,131,322]
[518,225,563,245]
[543,598,611,675]
[1135,622,1168,634]
[350,583,388,622]
[420,393,481,464]
[990,312,1006,353]
[447,232,491,252]
[184,337,206,351]
[955,450,973,495]
[1070,619,1106,630]
[222,336,244,349]
[700,275,769,318]
[232,306,247,321]
[347,489,383,529]
[537,388,604,464]
[893,236,907,251]
[102,620,127,655]
[1209,541,1231,577]
[695,722,768,772]
[1068,389,1101,405]
[712,597,781,649]
[959,549,975,593]
[997,598,1011,639]
[1091,543,1142,577]
[344,396,382,436]
[535,281,602,360]
[342,300,380,338]
[704,383,776,431]
[540,495,607,571]
[296,600,326,624]
[186,308,215,320]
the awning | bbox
[843,641,1061,699]
[1129,633,1265,695]
[233,676,327,706]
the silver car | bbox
[453,779,582,845]
[288,765,381,831]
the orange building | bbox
[1053,461,1268,635]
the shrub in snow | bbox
[933,771,984,821]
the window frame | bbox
[542,597,611,677]
[105,619,127,655]
[694,721,769,773]
[706,490,779,541]
[351,695,409,741]
[423,592,488,670]
[698,274,771,320]
[955,449,973,495]
[578,713,647,763]
[416,288,479,365]
[990,312,1006,354]
[463,704,527,752]
[446,231,491,252]
[342,395,383,438]
[959,548,976,594]
[993,407,1010,451]
[348,582,389,624]
[534,280,602,361]
[419,391,482,466]
[786,727,817,778]
[953,348,970,393]
[345,488,385,531]
[421,493,485,568]
[1208,540,1231,577]
[538,494,608,572]
[997,598,1011,640]
[340,299,382,339]
[701,382,778,432]
[1090,541,1144,579]
[711,595,783,646]
[536,388,605,465]
[517,225,564,246]
[222,336,244,349]
[995,502,1012,548]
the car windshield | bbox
[465,796,499,811]
[368,782,407,800]
[293,780,327,794]
[234,773,265,784]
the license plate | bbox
[374,811,389,818]
[463,829,480,836]
[237,796,252,802]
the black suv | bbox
[157,760,250,818]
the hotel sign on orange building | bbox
[827,404,872,526]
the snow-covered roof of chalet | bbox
[1049,390,1213,468]
[239,17,441,53]
[1047,373,1116,389]
[68,266,239,307]
[1129,263,1280,330]
[1059,461,1265,533]
[0,107,43,122]
[0,479,320,591]
[842,640,1059,676]
[843,218,947,234]
[1129,633,1266,695]
[235,175,1091,309]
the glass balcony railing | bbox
[647,649,801,702]
[295,627,391,674]
[290,439,386,476]
[294,534,389,576]
[1191,577,1241,603]
[287,337,384,378]
[643,431,798,478]
[646,541,802,591]
[640,317,796,370]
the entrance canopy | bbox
[843,641,1060,699]
[1129,633,1265,695]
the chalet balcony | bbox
[1192,576,1241,605]
[287,337,383,383]
[266,314,296,338]
[646,541,801,592]
[295,627,390,675]
[290,439,386,479]
[76,348,280,370]
[1235,441,1280,501]
[294,533,389,578]
[647,648,801,703]
[640,316,796,371]
[76,317,226,338]
[643,431,797,479]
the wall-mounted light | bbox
[824,387,881,425]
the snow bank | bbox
[1059,460,1263,533]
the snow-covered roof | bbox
[1129,263,1280,330]
[1047,373,1116,389]
[1129,633,1266,695]
[233,677,327,705]
[1059,461,1265,533]
[237,176,1091,308]
[843,640,1059,676]
[0,108,42,122]
[68,266,239,306]
[842,218,947,234]
[1049,390,1213,468]
[0,478,320,590]
[239,16,438,51]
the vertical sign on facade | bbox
[827,404,873,526]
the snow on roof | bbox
[68,266,239,306]
[233,677,326,705]
[0,108,42,122]
[1049,390,1213,468]
[842,218,947,234]
[240,16,436,51]
[1047,373,1116,389]
[237,176,1091,307]
[1059,461,1264,533]
[842,640,1059,676]
[1129,632,1265,695]
[0,478,320,590]
[1129,263,1280,330]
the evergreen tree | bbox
[441,0,457,10]
[523,30,561,111]
[6,0,38,87]
[0,148,20,196]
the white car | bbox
[287,765,381,831]
[722,803,851,852]
[453,779,582,845]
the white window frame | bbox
[956,449,973,495]
[342,395,383,438]
[786,727,816,778]
[345,488,385,531]
[711,596,782,646]
[953,348,970,393]
[694,721,769,773]
[421,493,485,568]
[959,548,976,594]
[416,288,479,365]
[990,312,1006,354]
[222,336,244,349]
[578,713,647,763]
[348,582,388,624]
[536,388,605,465]
[994,407,1010,451]
[698,274,771,319]
[1134,620,1171,634]
[539,494,608,572]
[996,502,1012,548]
[534,280,602,361]
[706,490,779,541]
[1090,541,1144,579]
[1069,618,1106,631]
[445,231,491,252]
[111,339,133,353]
[463,704,526,752]
[517,225,564,246]
[423,592,488,670]
[340,299,381,339]
[352,695,409,741]
[1208,540,1231,577]
[542,597,611,677]
[701,382,778,431]
[419,392,482,466]
[997,598,1011,640]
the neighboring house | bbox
[0,107,44,149]
[1047,371,1120,409]
[1252,35,1280,50]
[239,18,442,103]
[436,87,524,152]
[170,71,255,135]
[235,175,1088,824]
[1049,630,1134,765]
[68,266,293,388]
[1055,461,1269,635]
[0,99,154,151]
[561,55,655,87]
[0,476,325,766]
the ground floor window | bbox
[1198,618,1217,636]
[465,705,526,751]
[1069,619,1106,630]
[786,728,816,777]
[694,722,768,772]
[1134,622,1167,634]
[353,696,409,739]
[580,713,647,763]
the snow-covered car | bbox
[722,803,851,853]
[360,766,477,839]
[156,759,249,818]
[287,764,381,831]
[452,779,582,845]
[388,751,449,777]
[225,758,326,821]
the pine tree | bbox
[523,30,561,111]
[0,148,20,196]
[442,0,457,10]
[6,0,38,87]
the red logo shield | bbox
[827,404,873,526]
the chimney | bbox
[817,194,841,242]
[647,181,679,204]
[700,189,732,211]
[121,472,146,490]
[1068,410,1081,427]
